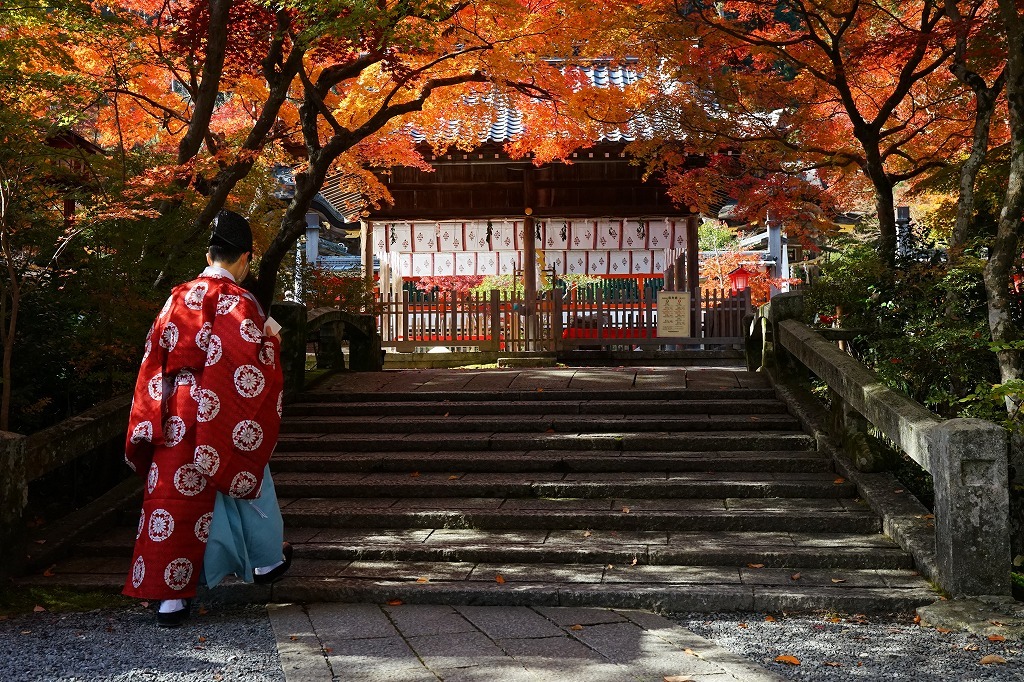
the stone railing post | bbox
[271,301,307,397]
[0,431,27,561]
[925,419,1011,596]
[315,320,345,370]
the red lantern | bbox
[728,266,753,294]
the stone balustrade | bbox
[750,292,1010,597]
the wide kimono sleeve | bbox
[124,299,173,476]
[190,289,284,499]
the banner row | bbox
[374,219,690,254]
[384,250,670,278]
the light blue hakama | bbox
[201,464,284,588]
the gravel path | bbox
[673,611,1024,681]
[0,604,284,682]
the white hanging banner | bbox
[390,224,412,253]
[670,220,687,250]
[412,253,433,276]
[437,222,464,252]
[597,219,622,250]
[588,250,609,275]
[455,252,477,276]
[477,251,498,275]
[544,220,570,250]
[647,220,671,250]
[631,250,654,274]
[398,253,414,277]
[547,251,566,275]
[413,223,437,252]
[464,222,490,251]
[374,225,388,256]
[434,252,455,276]
[490,220,517,251]
[498,251,520,275]
[572,221,596,250]
[653,250,667,274]
[622,220,647,250]
[566,250,588,275]
[608,251,631,275]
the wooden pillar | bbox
[523,167,537,349]
[360,219,374,287]
[685,215,699,296]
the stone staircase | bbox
[22,367,938,613]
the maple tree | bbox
[630,0,962,261]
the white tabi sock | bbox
[158,599,187,614]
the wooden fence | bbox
[380,288,752,352]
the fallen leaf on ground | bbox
[831,578,846,583]
[936,627,952,634]
[738,623,748,629]
[495,574,506,584]
[622,506,631,513]
[20,630,31,635]
[664,677,695,682]
[747,563,764,569]
[833,477,845,484]
[765,616,776,622]
[582,531,592,538]
[33,539,45,545]
[991,620,1006,626]
[290,636,299,641]
[410,471,420,478]
[323,647,333,654]
[448,475,459,480]
[823,662,841,667]
[32,606,45,613]
[198,607,209,616]
[683,648,698,657]
[631,557,638,566]
[828,617,841,624]
[918,513,935,519]
[443,412,449,417]
[894,489,905,494]
[198,636,206,643]
[537,388,544,392]
[979,655,1007,665]
[42,565,56,577]
[387,599,403,606]
[775,655,800,665]
[913,615,921,624]
[791,572,801,581]
[570,624,584,631]
[988,635,1006,642]
[964,644,979,651]
[416,577,429,583]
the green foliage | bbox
[698,219,737,252]
[805,241,997,417]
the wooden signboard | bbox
[657,291,691,337]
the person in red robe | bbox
[122,210,285,625]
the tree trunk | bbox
[861,142,898,266]
[988,0,1024,388]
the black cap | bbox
[210,210,253,253]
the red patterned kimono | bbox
[123,268,284,600]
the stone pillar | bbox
[0,431,27,567]
[926,419,1011,596]
[271,301,307,397]
[305,212,320,267]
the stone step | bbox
[279,414,803,434]
[286,399,792,417]
[269,450,836,474]
[278,502,882,534]
[274,432,817,453]
[270,471,857,499]
[19,560,936,614]
[297,388,778,403]
[79,527,915,570]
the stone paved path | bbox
[269,603,783,682]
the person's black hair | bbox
[207,241,248,265]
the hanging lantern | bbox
[728,265,754,294]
